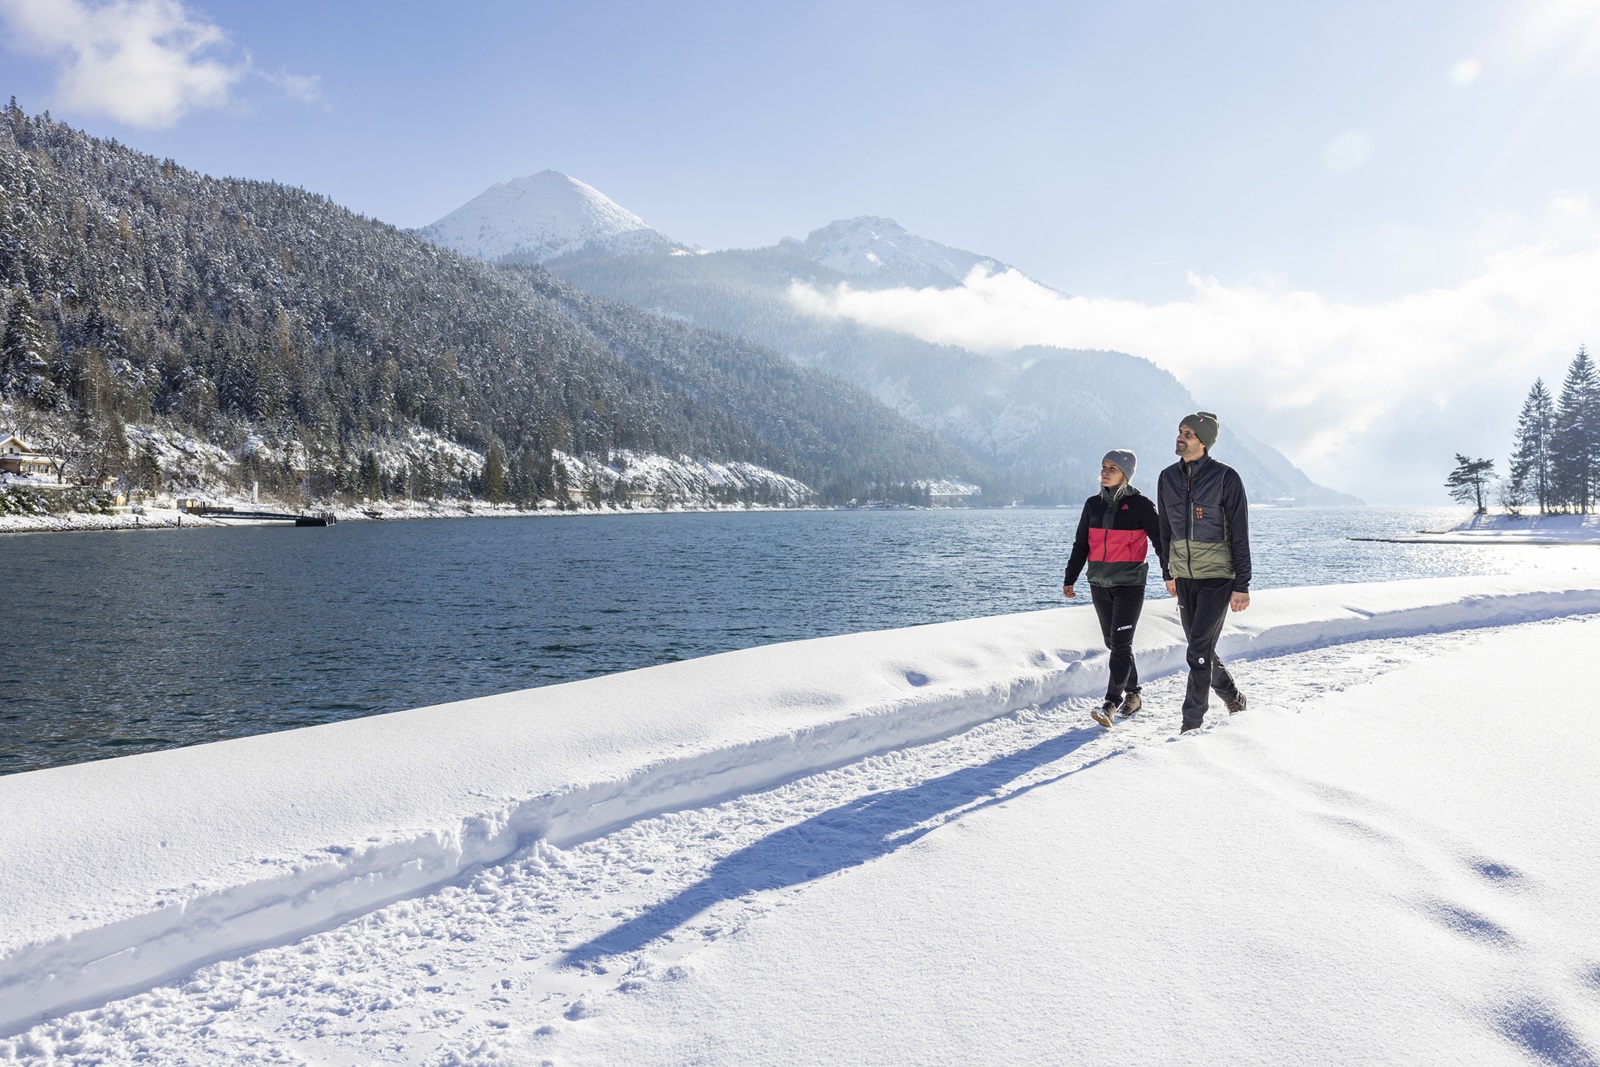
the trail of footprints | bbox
[1197,627,1600,1067]
[6,622,1598,1065]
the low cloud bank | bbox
[790,197,1600,504]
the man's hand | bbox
[1164,579,1176,597]
[1231,591,1250,612]
[1063,583,1076,599]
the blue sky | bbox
[3,0,1600,500]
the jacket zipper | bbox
[1184,464,1194,578]
[1096,495,1113,562]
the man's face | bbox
[1175,424,1205,461]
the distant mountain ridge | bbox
[782,216,1014,289]
[421,171,1356,505]
[421,173,1021,290]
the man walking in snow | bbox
[1157,412,1251,733]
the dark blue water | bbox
[2,506,1592,775]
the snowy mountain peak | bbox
[418,170,681,263]
[789,216,1008,287]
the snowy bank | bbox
[549,618,1600,1067]
[1354,511,1600,545]
[4,572,1600,1035]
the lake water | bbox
[2,506,1594,775]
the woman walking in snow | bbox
[1063,449,1164,728]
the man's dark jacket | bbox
[1156,454,1251,592]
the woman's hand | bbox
[1063,583,1076,599]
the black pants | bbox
[1175,577,1240,730]
[1090,584,1144,703]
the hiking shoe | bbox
[1119,691,1142,717]
[1091,700,1117,728]
[1225,691,1247,715]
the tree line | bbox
[1446,345,1600,513]
[0,102,983,507]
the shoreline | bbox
[0,499,851,535]
[1352,512,1600,546]
[1349,535,1600,546]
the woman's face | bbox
[1099,461,1125,488]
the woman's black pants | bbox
[1090,584,1144,703]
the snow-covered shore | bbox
[4,573,1600,1062]
[0,497,816,535]
[1354,511,1600,545]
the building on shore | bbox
[0,433,61,481]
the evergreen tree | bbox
[1550,346,1600,512]
[1444,453,1494,513]
[1508,378,1554,513]
[358,450,382,502]
[2,292,52,399]
[132,441,162,493]
[483,442,507,507]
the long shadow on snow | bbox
[566,722,1111,965]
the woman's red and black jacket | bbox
[1063,487,1164,589]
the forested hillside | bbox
[547,243,1358,504]
[0,104,980,506]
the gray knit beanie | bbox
[1180,412,1220,450]
[1101,449,1137,483]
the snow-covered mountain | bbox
[422,174,1353,503]
[782,216,1012,289]
[417,171,684,263]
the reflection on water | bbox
[1,506,1592,774]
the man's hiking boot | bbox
[1091,700,1118,728]
[1119,691,1142,717]
[1225,691,1247,715]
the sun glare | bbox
[1449,58,1483,86]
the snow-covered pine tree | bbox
[358,450,383,502]
[482,441,507,507]
[1550,346,1600,513]
[2,290,55,403]
[1508,378,1554,514]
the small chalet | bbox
[0,433,59,480]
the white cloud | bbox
[0,0,317,128]
[789,196,1600,503]
[261,68,322,105]
[1321,130,1372,174]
